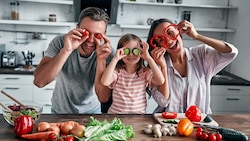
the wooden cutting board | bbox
[153,113,219,127]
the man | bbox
[33,7,113,114]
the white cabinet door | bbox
[0,74,33,101]
[211,85,250,114]
[33,80,56,114]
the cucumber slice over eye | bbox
[132,48,140,56]
[124,48,130,55]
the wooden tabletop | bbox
[0,114,250,141]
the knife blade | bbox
[200,124,248,141]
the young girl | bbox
[101,34,165,114]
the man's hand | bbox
[95,34,112,61]
[64,28,89,52]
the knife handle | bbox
[219,128,248,141]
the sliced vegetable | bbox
[162,112,177,119]
[203,115,212,123]
[14,115,34,136]
[132,48,140,56]
[162,119,178,124]
[185,105,202,122]
[124,48,130,55]
[177,118,194,136]
[94,33,102,39]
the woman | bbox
[147,19,238,114]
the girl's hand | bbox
[139,42,151,60]
[178,20,199,39]
[64,28,89,52]
[114,48,127,61]
[150,47,167,68]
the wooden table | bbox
[0,114,250,141]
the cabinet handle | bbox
[4,77,20,80]
[226,98,240,101]
[227,88,241,91]
[4,87,20,90]
[44,88,54,90]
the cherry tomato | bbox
[83,30,89,36]
[94,33,102,39]
[162,112,177,119]
[196,127,203,133]
[65,136,74,141]
[208,133,216,141]
[215,133,223,141]
[48,132,58,140]
[201,132,208,141]
[196,130,203,139]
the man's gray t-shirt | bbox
[46,35,102,114]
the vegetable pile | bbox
[17,116,135,141]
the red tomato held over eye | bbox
[95,33,102,39]
[162,112,178,119]
[83,30,89,36]
[185,105,202,122]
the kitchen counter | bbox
[211,71,250,86]
[0,65,35,75]
[0,114,250,140]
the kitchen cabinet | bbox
[0,0,75,34]
[0,74,33,102]
[211,85,250,114]
[0,74,55,114]
[33,80,55,114]
[117,0,237,33]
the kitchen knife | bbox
[200,124,248,141]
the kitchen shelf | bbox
[17,0,73,5]
[0,20,75,27]
[119,24,235,33]
[119,0,238,9]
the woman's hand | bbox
[139,42,151,60]
[150,47,167,68]
[178,20,199,39]
[64,28,89,52]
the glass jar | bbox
[49,14,56,22]
[10,2,19,20]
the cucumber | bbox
[124,48,130,55]
[203,115,212,123]
[219,127,248,141]
[132,48,140,56]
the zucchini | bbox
[219,127,248,141]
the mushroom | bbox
[152,124,162,138]
[161,125,170,136]
[144,124,153,134]
[168,125,177,136]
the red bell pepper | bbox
[162,112,178,119]
[185,105,202,122]
[14,115,34,136]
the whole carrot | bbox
[21,131,59,140]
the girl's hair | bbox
[146,18,174,52]
[77,7,109,29]
[116,34,145,74]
